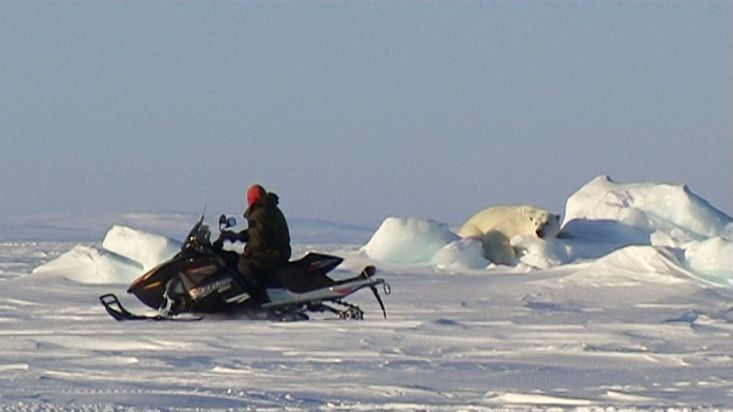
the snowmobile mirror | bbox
[219,215,237,230]
[218,215,236,230]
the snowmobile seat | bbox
[266,253,343,293]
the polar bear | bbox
[456,205,561,265]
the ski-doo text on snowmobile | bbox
[100,214,390,321]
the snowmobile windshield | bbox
[182,217,212,251]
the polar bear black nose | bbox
[536,228,544,238]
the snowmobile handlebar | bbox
[211,215,240,251]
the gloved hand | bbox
[219,230,237,241]
[213,230,235,251]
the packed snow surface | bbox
[4,176,733,410]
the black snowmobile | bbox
[100,215,390,321]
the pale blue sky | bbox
[1,1,731,227]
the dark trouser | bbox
[236,258,269,302]
[236,258,260,287]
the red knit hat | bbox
[247,184,266,207]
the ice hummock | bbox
[361,175,733,283]
[30,175,733,287]
[360,217,460,264]
[562,175,732,246]
[102,225,181,271]
[33,225,181,284]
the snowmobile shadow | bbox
[202,309,310,322]
[521,294,592,314]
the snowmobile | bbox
[99,214,390,321]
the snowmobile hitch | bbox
[370,281,390,320]
[355,266,390,319]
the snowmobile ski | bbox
[99,294,202,322]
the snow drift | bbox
[31,244,143,284]
[14,175,733,410]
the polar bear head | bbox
[523,207,561,239]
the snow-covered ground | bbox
[3,176,733,410]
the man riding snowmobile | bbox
[214,184,291,301]
[99,185,391,320]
